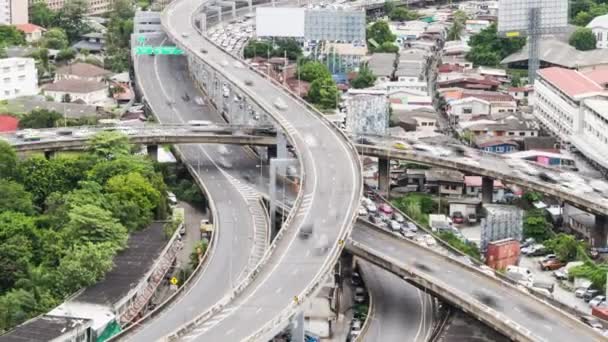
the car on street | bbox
[584,289,601,302]
[553,267,568,280]
[589,295,606,307]
[365,202,377,213]
[575,287,589,298]
[401,229,416,239]
[299,224,313,239]
[393,141,409,150]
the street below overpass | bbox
[348,221,603,342]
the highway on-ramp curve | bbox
[161,0,363,341]
[122,34,269,341]
[349,222,603,342]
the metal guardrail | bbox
[160,0,363,340]
[352,262,375,342]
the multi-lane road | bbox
[349,221,604,342]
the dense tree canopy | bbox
[523,209,553,242]
[351,64,376,89]
[466,23,526,66]
[0,25,26,47]
[569,27,597,51]
[41,28,69,50]
[367,21,396,52]
[243,39,302,60]
[307,77,340,110]
[19,109,63,129]
[0,132,169,331]
[298,61,332,82]
[104,0,134,72]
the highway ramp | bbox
[348,221,604,342]
[161,0,363,339]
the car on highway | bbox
[244,79,253,86]
[365,202,377,213]
[589,295,606,307]
[576,287,590,298]
[274,98,288,110]
[401,229,416,239]
[181,32,189,38]
[580,315,604,330]
[389,220,401,232]
[393,212,405,223]
[188,120,213,126]
[358,206,368,216]
[423,234,436,246]
[299,224,314,239]
[392,141,409,150]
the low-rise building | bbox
[444,89,517,123]
[73,32,106,53]
[425,168,464,197]
[15,23,46,43]
[367,53,396,83]
[0,57,38,100]
[508,85,534,104]
[474,138,519,154]
[395,49,427,82]
[586,14,608,49]
[0,315,93,342]
[392,107,438,132]
[464,176,506,202]
[42,79,107,104]
[465,19,491,34]
[55,62,112,83]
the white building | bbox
[27,0,113,15]
[587,14,608,49]
[0,58,38,101]
[448,97,491,122]
[0,0,27,25]
[42,79,107,105]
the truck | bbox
[429,214,452,232]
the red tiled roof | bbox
[15,23,46,34]
[0,115,19,132]
[462,90,515,102]
[538,67,603,98]
[464,176,504,188]
[508,86,533,93]
[438,77,501,87]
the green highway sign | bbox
[135,46,184,55]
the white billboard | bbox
[497,0,568,36]
[256,7,305,37]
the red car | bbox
[452,212,464,224]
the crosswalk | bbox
[182,307,237,340]
[296,193,314,218]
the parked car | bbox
[393,212,405,223]
[467,212,477,224]
[580,315,604,330]
[378,203,393,214]
[584,289,601,302]
[553,267,568,280]
[389,220,401,231]
[575,287,589,298]
[424,234,437,246]
[299,224,314,239]
[401,229,416,239]
[589,295,606,307]
[452,211,465,224]
[354,287,366,303]
[521,238,536,248]
[358,206,368,216]
[365,202,377,213]
[539,259,565,271]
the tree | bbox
[298,61,332,82]
[104,4,134,73]
[389,7,419,21]
[447,21,465,41]
[523,209,553,242]
[87,131,132,160]
[274,38,302,60]
[0,25,26,47]
[54,242,116,296]
[572,11,594,26]
[55,48,77,62]
[54,0,90,43]
[570,0,594,18]
[307,77,340,110]
[0,140,17,180]
[367,21,396,51]
[0,180,35,215]
[18,109,63,129]
[452,10,468,26]
[0,289,37,331]
[41,28,69,50]
[511,73,521,87]
[243,40,274,59]
[466,23,525,66]
[105,172,161,231]
[87,155,156,185]
[112,0,135,20]
[544,233,585,262]
[351,64,376,89]
[375,42,399,53]
[64,204,128,249]
[569,27,597,51]
[29,2,56,28]
[569,262,608,292]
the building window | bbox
[508,132,515,136]
[496,146,504,152]
[463,107,472,114]
[18,75,25,81]
[3,77,10,83]
[519,132,525,136]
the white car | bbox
[274,98,288,110]
[358,206,368,216]
[365,202,377,213]
[589,295,606,307]
[389,220,401,231]
[575,287,588,298]
[424,234,437,246]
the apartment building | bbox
[28,0,113,15]
[0,58,39,101]
[0,0,27,25]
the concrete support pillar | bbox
[593,215,608,248]
[44,150,55,159]
[147,145,159,162]
[289,311,304,342]
[269,158,296,236]
[267,145,277,160]
[378,157,390,196]
[481,176,493,204]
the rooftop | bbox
[584,98,608,119]
[425,168,464,183]
[56,62,112,78]
[367,53,396,77]
[0,315,91,342]
[537,67,604,98]
[0,115,19,132]
[587,14,608,29]
[43,79,106,93]
[14,23,46,34]
[75,222,167,305]
[501,38,608,69]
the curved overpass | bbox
[349,220,604,342]
[160,0,363,340]
[358,144,608,216]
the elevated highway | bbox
[348,220,604,342]
[4,125,276,153]
[159,0,363,340]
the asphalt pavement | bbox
[358,260,434,342]
[350,222,603,342]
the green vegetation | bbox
[41,28,69,50]
[544,233,588,262]
[0,25,26,47]
[438,231,481,260]
[466,23,526,66]
[18,109,62,129]
[104,0,135,72]
[307,77,340,110]
[569,262,608,292]
[30,0,90,43]
[447,10,468,41]
[159,162,207,207]
[163,209,184,239]
[571,0,608,26]
[351,64,376,89]
[569,27,597,51]
[297,61,332,82]
[523,209,553,242]
[243,38,302,60]
[384,1,420,21]
[366,21,397,53]
[0,132,169,331]
[392,193,436,227]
